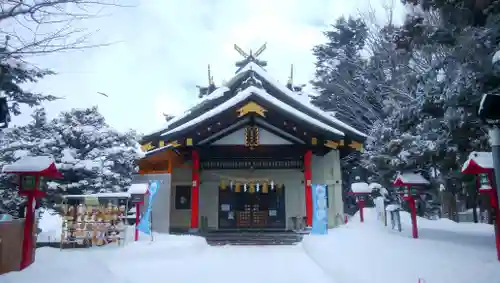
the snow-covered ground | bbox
[2,209,498,283]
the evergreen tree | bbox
[311,16,373,133]
[0,106,143,215]
[0,49,59,116]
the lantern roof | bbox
[2,156,62,179]
[127,183,149,195]
[461,151,493,174]
[350,182,372,194]
[393,173,430,186]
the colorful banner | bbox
[312,184,328,235]
[137,180,160,235]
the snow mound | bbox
[114,233,208,261]
[302,208,497,283]
[37,209,62,242]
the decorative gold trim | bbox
[169,140,181,148]
[237,101,267,117]
[244,126,259,148]
[348,141,364,152]
[324,140,340,149]
[141,142,154,152]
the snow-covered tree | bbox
[0,51,59,116]
[0,106,143,215]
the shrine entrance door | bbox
[218,186,286,230]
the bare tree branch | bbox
[0,0,134,58]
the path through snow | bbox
[1,237,333,283]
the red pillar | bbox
[134,203,140,241]
[304,150,313,228]
[408,193,419,239]
[358,199,365,222]
[20,175,38,270]
[191,150,200,230]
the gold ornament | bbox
[249,183,255,193]
[262,183,269,193]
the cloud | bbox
[11,0,404,134]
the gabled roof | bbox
[161,86,344,137]
[143,62,367,143]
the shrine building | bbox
[136,44,367,233]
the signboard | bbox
[311,184,328,235]
[201,160,303,170]
[479,173,490,186]
[130,194,145,204]
[21,175,36,191]
[84,196,99,206]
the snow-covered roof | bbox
[127,183,149,194]
[237,62,368,138]
[63,192,130,199]
[143,61,367,139]
[162,86,345,137]
[2,156,62,178]
[393,173,430,186]
[151,86,231,134]
[351,182,371,194]
[462,152,493,174]
[3,156,54,173]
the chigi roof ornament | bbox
[234,43,268,72]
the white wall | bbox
[311,150,344,228]
[132,173,171,233]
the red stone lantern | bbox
[127,183,149,241]
[392,173,430,239]
[349,182,372,222]
[461,151,500,261]
[2,156,62,270]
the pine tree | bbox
[49,106,143,194]
[311,16,373,133]
[0,47,59,116]
[0,106,143,215]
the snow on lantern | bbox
[349,182,372,222]
[392,173,430,239]
[127,183,149,241]
[461,151,500,261]
[2,156,62,270]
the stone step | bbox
[203,232,304,246]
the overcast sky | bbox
[13,0,405,135]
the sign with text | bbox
[312,184,328,235]
[201,160,303,170]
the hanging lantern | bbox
[270,180,275,191]
[249,183,255,193]
[262,182,268,193]
[243,183,248,192]
[229,180,234,191]
[235,183,241,193]
[256,183,260,193]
